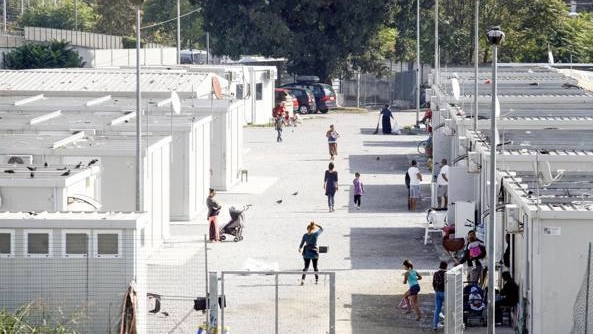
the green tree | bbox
[199,0,396,82]
[18,0,97,31]
[95,0,137,36]
[142,0,205,48]
[3,40,85,69]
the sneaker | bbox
[315,279,319,284]
[356,206,360,210]
[300,280,304,286]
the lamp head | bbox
[486,26,505,45]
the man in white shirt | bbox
[437,159,449,208]
[407,160,422,211]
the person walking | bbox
[298,222,324,285]
[206,188,222,242]
[274,112,284,142]
[380,104,394,134]
[326,124,340,160]
[402,259,423,321]
[437,159,449,208]
[352,172,364,210]
[324,162,338,212]
[432,261,448,330]
[407,160,422,211]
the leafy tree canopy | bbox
[199,0,397,82]
[142,0,205,48]
[3,40,85,69]
[95,0,137,36]
[18,0,97,31]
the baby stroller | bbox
[220,206,248,242]
[463,283,487,327]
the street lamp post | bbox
[177,0,181,64]
[434,0,438,87]
[473,0,479,130]
[416,0,420,124]
[486,25,504,334]
[132,0,145,213]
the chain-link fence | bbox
[445,264,464,334]
[145,235,209,334]
[218,271,336,334]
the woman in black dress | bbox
[324,162,338,212]
[380,104,394,134]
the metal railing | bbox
[219,270,336,334]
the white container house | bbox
[0,110,212,221]
[501,172,593,334]
[0,132,171,250]
[0,164,100,212]
[0,211,148,334]
[0,91,245,192]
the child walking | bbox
[353,172,364,209]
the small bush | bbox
[3,40,85,69]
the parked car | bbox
[282,76,337,113]
[274,88,296,114]
[275,88,299,114]
[280,86,317,114]
[179,49,210,64]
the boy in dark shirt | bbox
[432,261,448,330]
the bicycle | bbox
[417,137,432,155]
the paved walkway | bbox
[172,109,505,333]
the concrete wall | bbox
[24,27,122,49]
[78,47,177,68]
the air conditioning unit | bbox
[505,204,523,233]
[0,154,33,165]
[468,152,480,173]
[443,119,454,136]
[263,70,271,80]
[458,136,468,156]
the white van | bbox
[180,49,210,64]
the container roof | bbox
[502,171,593,214]
[437,65,593,120]
[0,93,235,113]
[0,69,228,98]
[0,109,211,133]
[0,132,170,156]
[0,211,147,229]
[0,164,99,187]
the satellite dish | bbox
[451,78,460,101]
[212,76,222,100]
[171,91,181,115]
[534,161,565,186]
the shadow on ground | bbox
[340,184,408,213]
[362,140,422,148]
[348,227,437,270]
[350,293,437,333]
[348,154,410,175]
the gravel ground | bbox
[167,108,505,333]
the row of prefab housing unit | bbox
[430,65,593,334]
[0,65,279,333]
